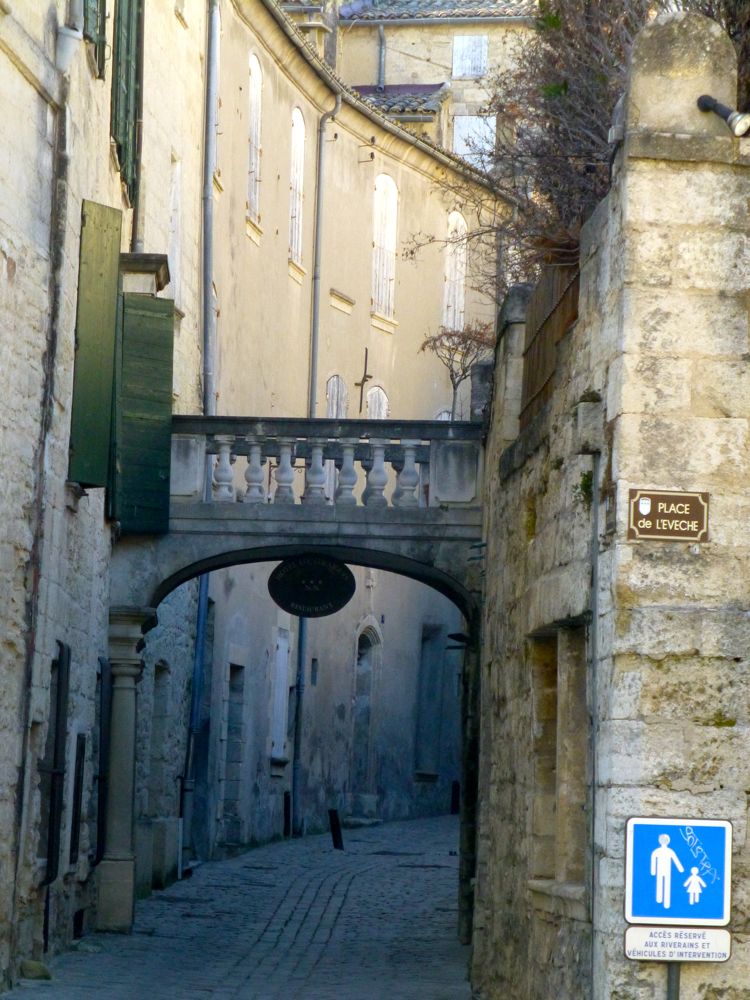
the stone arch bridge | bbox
[101,416,485,933]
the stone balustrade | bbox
[171,416,484,510]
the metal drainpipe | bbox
[589,451,601,994]
[130,0,146,253]
[292,93,341,839]
[181,0,220,872]
[377,25,385,91]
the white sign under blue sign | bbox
[625,817,732,926]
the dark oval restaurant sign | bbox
[627,489,709,542]
[268,554,356,618]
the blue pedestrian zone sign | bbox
[625,817,732,926]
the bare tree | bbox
[408,2,749,303]
[420,321,495,420]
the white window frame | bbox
[247,54,262,223]
[325,375,349,500]
[452,35,488,79]
[443,210,468,331]
[289,108,305,264]
[371,174,398,319]
[270,628,290,762]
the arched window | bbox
[371,174,398,319]
[326,374,349,419]
[247,54,262,222]
[366,385,389,420]
[443,210,467,330]
[325,375,349,500]
[289,108,305,263]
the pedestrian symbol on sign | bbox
[684,867,707,905]
[650,833,684,909]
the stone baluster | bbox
[393,440,420,508]
[334,439,358,507]
[363,441,388,508]
[273,439,296,504]
[97,607,155,932]
[243,438,266,504]
[303,440,327,505]
[212,435,235,502]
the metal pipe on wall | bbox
[292,92,341,839]
[181,0,220,872]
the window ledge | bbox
[527,879,589,922]
[330,288,355,314]
[288,259,306,284]
[414,771,439,783]
[371,311,398,335]
[246,215,263,245]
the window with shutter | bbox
[371,174,398,319]
[452,35,488,78]
[452,115,497,168]
[68,200,123,488]
[325,375,348,499]
[111,294,175,534]
[289,108,305,263]
[366,385,389,420]
[443,211,468,331]
[83,0,107,77]
[111,0,140,202]
[38,642,71,886]
[248,55,263,223]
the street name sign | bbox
[625,817,732,926]
[625,926,731,963]
[627,489,709,542]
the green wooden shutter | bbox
[83,0,107,78]
[111,0,140,200]
[112,293,174,535]
[68,201,122,488]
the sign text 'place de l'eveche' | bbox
[627,490,709,542]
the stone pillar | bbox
[493,283,532,450]
[97,607,155,932]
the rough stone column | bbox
[493,284,532,449]
[97,607,155,932]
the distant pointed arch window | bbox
[366,385,389,420]
[289,108,306,263]
[443,211,468,331]
[247,54,263,223]
[372,174,398,319]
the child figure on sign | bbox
[684,867,707,905]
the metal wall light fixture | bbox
[697,95,750,137]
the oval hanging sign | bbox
[268,554,356,618]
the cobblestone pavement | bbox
[7,815,471,1000]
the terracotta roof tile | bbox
[340,0,535,21]
[354,83,449,115]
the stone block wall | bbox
[473,14,750,1000]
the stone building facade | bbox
[473,14,750,999]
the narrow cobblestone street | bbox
[6,816,470,1000]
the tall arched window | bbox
[247,54,262,222]
[443,210,468,330]
[371,174,398,319]
[289,108,305,263]
[366,385,389,420]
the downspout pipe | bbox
[307,93,341,419]
[181,0,220,870]
[377,25,385,91]
[292,93,340,839]
[130,0,146,253]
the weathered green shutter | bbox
[112,294,174,534]
[111,0,140,200]
[83,0,107,78]
[68,201,122,488]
